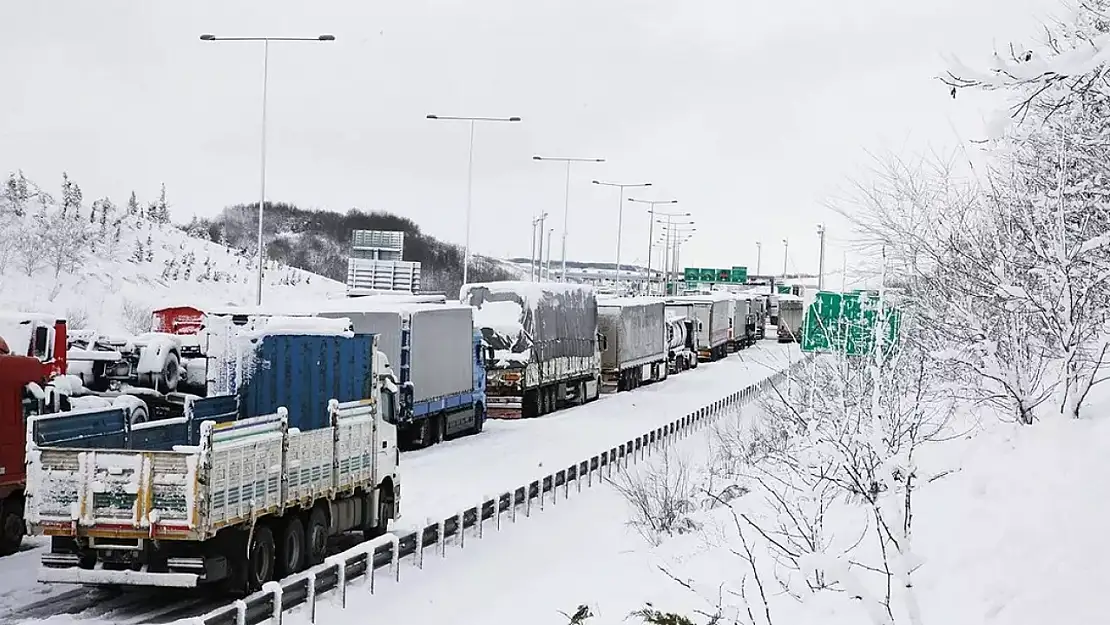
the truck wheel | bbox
[305,507,328,566]
[0,499,24,556]
[471,405,484,434]
[246,525,276,591]
[364,485,393,540]
[155,351,181,394]
[276,516,306,577]
[522,389,539,418]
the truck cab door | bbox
[377,388,399,475]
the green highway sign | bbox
[801,290,902,357]
[683,266,749,284]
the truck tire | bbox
[276,516,306,577]
[245,525,276,591]
[155,351,181,394]
[364,484,393,540]
[0,498,24,556]
[471,404,484,434]
[305,507,329,566]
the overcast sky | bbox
[2,0,1056,277]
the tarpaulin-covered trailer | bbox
[462,281,600,418]
[597,297,668,391]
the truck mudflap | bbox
[38,563,200,587]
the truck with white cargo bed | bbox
[598,297,668,391]
[665,292,731,361]
[311,301,486,449]
[25,319,401,595]
[461,281,601,418]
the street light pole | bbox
[756,241,762,275]
[659,223,694,295]
[782,238,789,278]
[816,223,827,290]
[531,212,548,281]
[199,33,335,306]
[628,197,679,294]
[427,115,521,285]
[592,180,651,288]
[545,227,554,279]
[533,155,605,282]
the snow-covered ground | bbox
[0,341,799,624]
[298,371,1110,625]
[0,214,342,336]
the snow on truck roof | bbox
[597,296,666,309]
[462,281,594,300]
[308,299,470,316]
[668,291,733,303]
[240,315,356,340]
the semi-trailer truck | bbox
[462,281,601,418]
[312,301,486,449]
[25,320,402,594]
[777,295,805,343]
[665,314,698,374]
[597,297,668,392]
[666,293,731,361]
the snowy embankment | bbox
[305,381,1110,625]
[0,216,342,336]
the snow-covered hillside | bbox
[0,173,343,336]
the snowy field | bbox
[302,379,1110,625]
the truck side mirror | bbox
[33,326,49,359]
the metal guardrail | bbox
[191,357,811,625]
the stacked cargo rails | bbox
[311,301,486,449]
[462,281,601,418]
[25,319,402,594]
[665,292,731,361]
[597,297,668,392]
[664,313,698,374]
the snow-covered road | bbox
[2,339,802,624]
[397,340,801,527]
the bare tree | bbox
[608,448,700,546]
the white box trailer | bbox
[777,295,805,343]
[312,301,484,448]
[666,292,731,361]
[597,297,668,392]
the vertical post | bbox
[560,160,571,282]
[817,224,826,291]
[756,241,762,275]
[255,38,270,306]
[546,228,553,279]
[782,239,789,277]
[463,120,476,286]
[644,208,655,294]
[615,186,625,288]
[530,218,538,281]
[537,214,546,281]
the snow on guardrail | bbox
[189,356,813,625]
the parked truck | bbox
[597,298,668,392]
[666,293,731,361]
[311,301,486,449]
[462,281,601,418]
[726,295,753,352]
[777,295,805,343]
[25,320,402,594]
[665,314,698,374]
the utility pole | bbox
[816,223,827,290]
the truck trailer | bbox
[25,321,402,594]
[312,301,486,449]
[462,281,601,418]
[777,295,805,343]
[666,293,731,361]
[665,314,698,374]
[597,298,668,392]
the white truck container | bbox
[25,325,401,594]
[666,292,731,361]
[597,297,668,392]
[777,294,805,343]
[312,301,485,448]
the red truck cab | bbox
[0,315,68,554]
